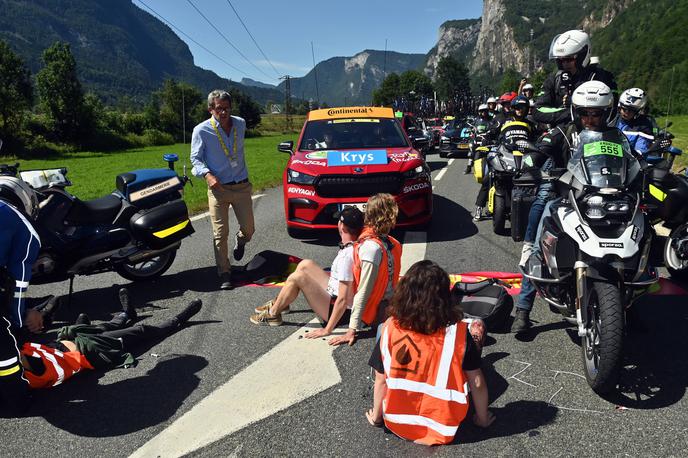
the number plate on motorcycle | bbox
[583,141,623,157]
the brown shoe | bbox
[254,300,289,314]
[250,309,283,326]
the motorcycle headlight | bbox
[287,169,316,185]
[583,194,634,221]
[440,136,449,142]
[403,164,430,179]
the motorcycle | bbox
[484,139,535,235]
[1,154,195,294]
[520,129,658,394]
[641,126,688,282]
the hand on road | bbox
[328,329,356,346]
[25,308,44,333]
[305,328,330,339]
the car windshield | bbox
[299,118,408,150]
[567,129,640,188]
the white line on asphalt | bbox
[435,168,447,182]
[130,319,344,458]
[190,193,266,222]
[400,231,427,275]
[448,158,455,166]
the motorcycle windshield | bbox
[568,129,640,188]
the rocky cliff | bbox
[424,19,481,78]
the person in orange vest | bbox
[366,260,495,445]
[329,193,402,346]
[17,289,202,390]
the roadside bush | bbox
[142,128,174,146]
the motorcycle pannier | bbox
[511,184,537,242]
[130,199,194,249]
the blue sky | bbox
[133,0,484,86]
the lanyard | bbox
[210,117,238,161]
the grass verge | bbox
[1,133,298,214]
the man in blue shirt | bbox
[0,176,41,414]
[191,90,255,290]
[616,88,654,157]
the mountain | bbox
[0,0,284,106]
[424,19,481,78]
[240,78,277,89]
[278,50,426,106]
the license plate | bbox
[458,143,469,149]
[339,202,367,213]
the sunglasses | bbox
[578,110,604,118]
[557,56,577,63]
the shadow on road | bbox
[425,160,446,173]
[424,194,478,243]
[35,354,208,437]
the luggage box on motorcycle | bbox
[116,169,183,208]
[130,199,194,249]
[511,184,537,242]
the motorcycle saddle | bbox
[65,194,123,225]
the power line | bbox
[134,0,253,79]
[186,0,273,81]
[224,0,280,78]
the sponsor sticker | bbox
[291,159,326,166]
[575,224,589,242]
[599,242,624,249]
[403,182,430,194]
[287,186,315,197]
[305,151,328,160]
[631,225,639,242]
[129,177,180,202]
[583,141,623,158]
[327,150,387,166]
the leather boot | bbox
[512,308,532,333]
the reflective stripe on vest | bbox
[380,319,469,445]
[353,232,402,326]
[21,342,92,389]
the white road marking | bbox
[435,168,447,182]
[130,319,344,458]
[190,193,265,222]
[400,231,427,275]
[448,159,455,166]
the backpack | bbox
[451,279,514,333]
[240,250,292,284]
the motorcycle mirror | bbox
[0,139,3,153]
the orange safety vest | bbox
[353,228,402,326]
[379,318,470,445]
[21,342,93,389]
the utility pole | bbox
[529,28,534,76]
[280,75,292,131]
[383,38,388,80]
[181,84,186,144]
[311,41,320,106]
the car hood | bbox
[289,147,424,175]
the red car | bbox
[278,106,433,236]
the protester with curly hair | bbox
[366,260,494,445]
[329,193,402,346]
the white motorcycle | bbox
[521,129,658,394]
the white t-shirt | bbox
[327,245,355,308]
[358,238,394,299]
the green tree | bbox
[372,73,401,106]
[498,68,523,95]
[228,88,262,129]
[0,40,33,146]
[36,42,93,142]
[153,79,203,142]
[435,56,471,100]
[399,70,434,98]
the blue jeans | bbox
[517,181,554,311]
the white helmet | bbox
[571,81,614,125]
[486,97,497,104]
[549,30,591,68]
[522,83,534,91]
[619,88,647,113]
[0,176,38,217]
[478,103,489,111]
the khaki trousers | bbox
[207,181,255,275]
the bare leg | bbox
[270,259,331,319]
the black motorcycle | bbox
[2,154,194,292]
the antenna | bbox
[311,41,320,106]
[383,38,388,79]
[664,65,675,130]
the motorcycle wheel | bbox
[115,250,176,282]
[492,194,507,235]
[581,281,624,394]
[664,226,688,282]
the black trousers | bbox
[93,313,181,351]
[475,179,490,207]
[0,315,31,414]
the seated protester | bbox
[329,193,402,346]
[18,289,202,389]
[616,88,654,158]
[366,260,494,445]
[249,207,364,342]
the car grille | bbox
[315,173,403,197]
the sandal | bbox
[365,409,383,427]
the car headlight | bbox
[440,136,449,141]
[403,164,430,179]
[287,169,316,185]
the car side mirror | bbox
[278,140,294,155]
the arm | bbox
[190,126,209,178]
[305,280,352,340]
[466,368,495,428]
[366,369,387,426]
[329,261,378,346]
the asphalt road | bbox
[2,151,687,457]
